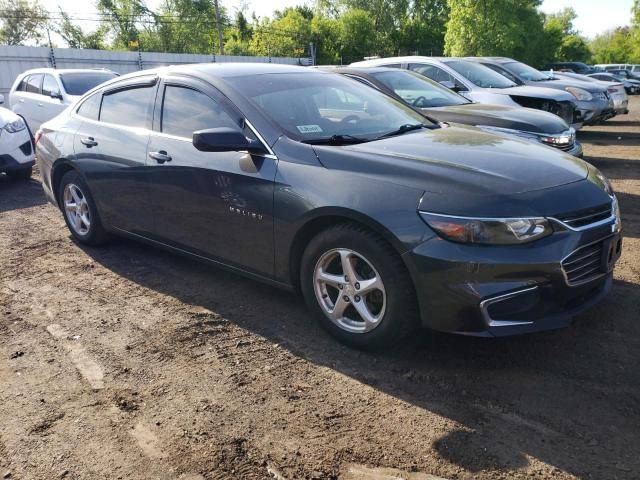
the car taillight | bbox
[34,129,43,146]
[607,87,617,93]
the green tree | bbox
[0,0,48,46]
[590,27,635,64]
[337,8,377,63]
[249,9,311,57]
[55,9,108,49]
[397,0,448,55]
[540,8,590,64]
[97,0,152,50]
[310,14,340,63]
[444,0,545,65]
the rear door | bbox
[145,76,277,276]
[72,76,157,235]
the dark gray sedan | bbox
[35,64,622,350]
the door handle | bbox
[148,151,172,164]
[38,103,43,107]
[19,99,24,103]
[80,137,98,147]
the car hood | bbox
[313,125,588,197]
[423,103,568,134]
[499,84,576,102]
[526,78,607,93]
[0,106,20,129]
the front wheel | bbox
[59,170,110,246]
[300,223,418,350]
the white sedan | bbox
[0,105,35,180]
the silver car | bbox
[350,56,579,128]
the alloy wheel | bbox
[63,183,91,236]
[313,248,386,333]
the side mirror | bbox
[50,91,63,100]
[192,127,267,154]
[0,94,4,105]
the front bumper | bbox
[403,215,621,336]
[0,128,34,172]
[576,98,616,125]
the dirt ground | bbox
[1,97,639,480]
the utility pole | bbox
[213,0,225,55]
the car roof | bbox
[331,66,404,75]
[350,56,463,67]
[20,68,117,76]
[465,57,514,64]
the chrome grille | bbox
[562,241,605,285]
[555,203,612,229]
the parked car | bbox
[330,66,582,157]
[36,64,622,349]
[547,72,629,116]
[0,106,35,180]
[468,57,615,125]
[350,57,579,128]
[9,68,118,132]
[588,72,640,95]
[607,69,640,81]
[544,62,599,74]
[595,64,640,75]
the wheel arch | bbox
[287,207,408,290]
[50,159,79,208]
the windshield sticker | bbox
[296,124,323,134]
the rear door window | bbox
[160,85,238,138]
[25,74,43,94]
[100,85,154,128]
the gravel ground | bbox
[1,97,639,480]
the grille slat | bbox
[562,241,605,285]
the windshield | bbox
[370,70,470,107]
[445,61,517,89]
[230,72,429,142]
[503,61,549,82]
[59,72,118,96]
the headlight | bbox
[419,212,553,245]
[565,87,593,101]
[589,166,614,195]
[539,128,575,147]
[477,125,574,148]
[3,117,26,133]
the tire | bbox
[300,223,418,350]
[58,170,110,246]
[6,166,32,180]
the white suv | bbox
[9,68,118,132]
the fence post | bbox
[47,29,56,69]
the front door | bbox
[146,79,277,277]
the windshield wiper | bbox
[374,123,429,140]
[303,134,369,145]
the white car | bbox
[0,106,35,180]
[9,68,118,132]
[350,56,580,128]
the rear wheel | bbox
[300,223,418,350]
[6,166,32,180]
[59,170,110,246]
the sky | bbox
[51,0,635,39]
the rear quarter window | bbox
[76,92,102,121]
